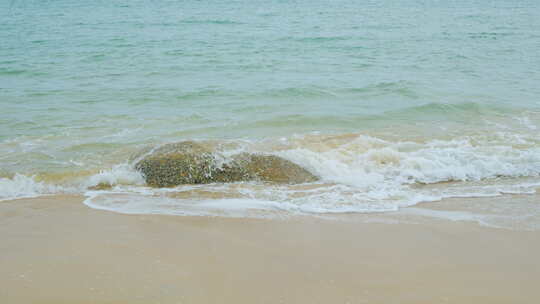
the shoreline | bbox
[1,195,539,303]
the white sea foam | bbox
[84,163,145,188]
[0,174,59,201]
[79,134,540,219]
[83,190,302,218]
[4,132,540,223]
[279,135,540,195]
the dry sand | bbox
[1,195,539,303]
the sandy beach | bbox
[1,195,539,303]
[3,0,540,303]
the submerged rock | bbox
[87,182,113,191]
[230,153,319,184]
[135,141,318,187]
[134,141,216,187]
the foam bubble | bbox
[84,163,145,188]
[278,135,540,195]
[83,190,302,218]
[0,174,59,201]
[6,132,540,224]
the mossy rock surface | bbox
[134,141,216,187]
[135,141,318,187]
[231,153,319,184]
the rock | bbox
[87,182,113,191]
[230,153,319,184]
[134,141,217,187]
[135,141,318,187]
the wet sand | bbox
[1,195,539,303]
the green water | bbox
[1,0,540,220]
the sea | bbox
[2,0,540,227]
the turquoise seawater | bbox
[1,0,540,221]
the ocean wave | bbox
[180,19,243,25]
[379,101,511,120]
[292,36,351,42]
[84,163,145,189]
[0,174,60,201]
[80,132,540,218]
[3,131,540,218]
[280,135,540,188]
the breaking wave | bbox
[83,132,540,218]
[0,174,60,201]
[2,131,540,218]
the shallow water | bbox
[1,0,540,221]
